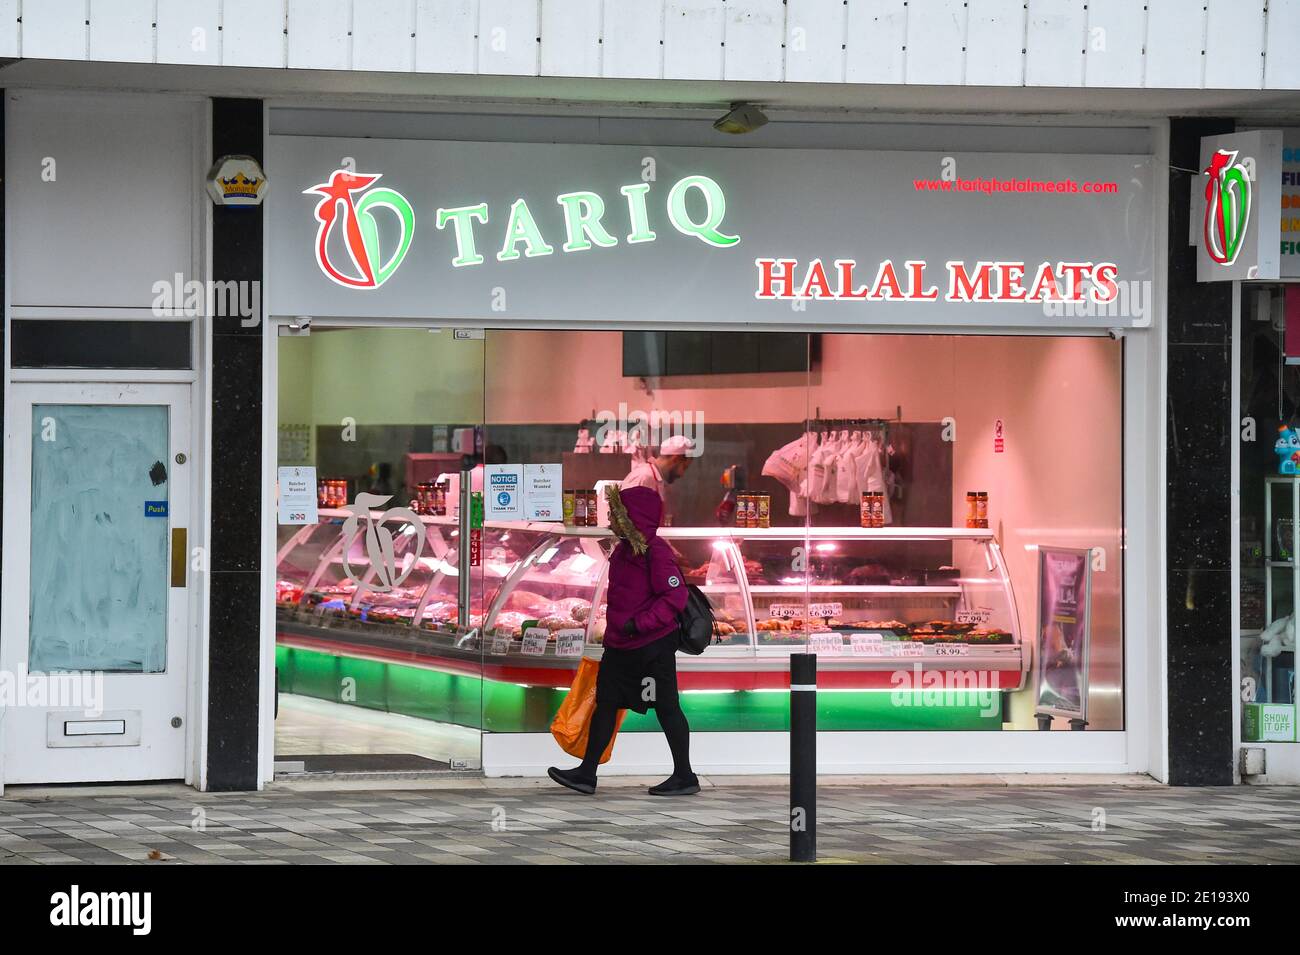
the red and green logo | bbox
[1203,148,1252,267]
[304,170,414,289]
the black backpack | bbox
[676,583,715,655]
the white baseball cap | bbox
[658,435,695,457]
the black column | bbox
[206,98,264,791]
[1166,117,1235,786]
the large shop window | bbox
[1239,286,1300,745]
[273,327,1124,769]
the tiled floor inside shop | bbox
[2,779,1298,864]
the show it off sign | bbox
[268,135,1155,330]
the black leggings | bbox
[578,699,693,779]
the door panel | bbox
[1,383,192,784]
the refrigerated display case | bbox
[276,513,1026,731]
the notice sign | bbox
[1034,546,1093,722]
[994,419,1006,454]
[524,463,564,520]
[278,466,318,525]
[484,464,523,520]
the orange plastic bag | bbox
[551,657,626,764]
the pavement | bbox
[1,776,1298,864]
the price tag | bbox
[489,632,511,656]
[768,604,801,619]
[554,628,586,658]
[898,643,926,657]
[850,633,886,656]
[956,608,992,625]
[809,602,843,619]
[932,643,970,657]
[807,633,844,654]
[521,627,549,656]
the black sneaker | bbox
[548,766,596,795]
[648,773,700,796]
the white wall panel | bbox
[222,0,286,68]
[7,92,197,308]
[845,0,906,85]
[602,0,663,79]
[965,0,1023,86]
[905,0,965,86]
[353,0,415,72]
[1204,0,1264,90]
[88,0,153,63]
[477,0,538,75]
[785,0,844,84]
[0,0,19,58]
[663,0,723,81]
[1264,0,1300,89]
[723,0,785,82]
[287,0,350,70]
[1024,0,1085,88]
[540,0,601,78]
[156,0,221,66]
[1083,0,1145,88]
[1145,0,1204,89]
[22,0,86,61]
[415,0,477,73]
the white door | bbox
[1,383,192,783]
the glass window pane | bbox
[11,320,192,369]
[29,404,170,672]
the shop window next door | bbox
[1,384,192,784]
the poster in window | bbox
[1034,546,1093,723]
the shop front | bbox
[1224,128,1300,782]
[262,109,1165,780]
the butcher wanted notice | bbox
[1034,546,1093,723]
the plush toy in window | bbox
[1260,613,1296,658]
[1274,426,1300,475]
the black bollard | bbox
[790,652,817,863]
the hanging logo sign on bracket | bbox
[1195,130,1284,281]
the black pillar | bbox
[206,98,264,791]
[1165,116,1235,786]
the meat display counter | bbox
[276,511,1027,732]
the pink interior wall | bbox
[486,330,1124,730]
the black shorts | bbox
[596,635,680,714]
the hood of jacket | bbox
[605,483,661,555]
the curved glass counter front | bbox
[276,518,1026,691]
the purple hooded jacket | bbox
[603,485,688,650]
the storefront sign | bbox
[268,136,1154,329]
[144,501,168,518]
[277,466,318,525]
[483,464,523,520]
[1034,546,1093,723]
[1195,130,1284,281]
[523,463,563,521]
